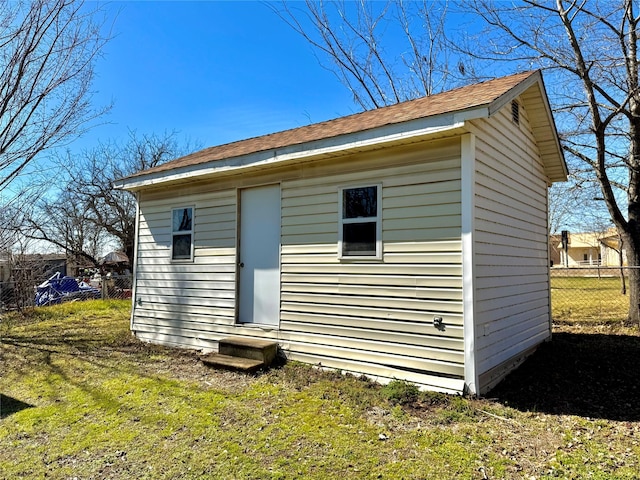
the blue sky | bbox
[80,1,355,152]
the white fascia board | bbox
[455,73,541,121]
[453,107,490,123]
[531,78,568,181]
[487,72,542,117]
[115,113,471,191]
[450,76,543,123]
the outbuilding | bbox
[115,70,567,394]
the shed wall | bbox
[132,139,466,392]
[470,101,551,393]
[134,189,238,348]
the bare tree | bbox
[19,188,106,269]
[274,0,466,110]
[280,0,640,323]
[0,0,110,191]
[548,181,584,235]
[462,0,640,322]
[20,131,198,264]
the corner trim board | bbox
[461,133,478,395]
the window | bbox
[172,207,194,261]
[339,185,381,259]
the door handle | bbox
[239,262,244,268]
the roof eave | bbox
[114,114,470,191]
[115,71,568,191]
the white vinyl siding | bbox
[280,141,465,390]
[129,138,466,392]
[469,101,551,393]
[132,189,238,350]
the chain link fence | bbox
[1,264,634,323]
[1,273,132,312]
[551,267,635,323]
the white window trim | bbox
[171,206,195,262]
[338,184,382,261]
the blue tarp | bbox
[35,272,101,306]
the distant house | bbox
[115,71,567,395]
[555,229,625,267]
[549,234,562,266]
[0,253,68,282]
[0,251,10,284]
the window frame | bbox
[171,206,195,262]
[338,184,382,261]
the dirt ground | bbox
[490,323,640,422]
[126,322,640,423]
[113,322,640,423]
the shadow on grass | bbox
[490,332,640,421]
[1,394,34,419]
[1,325,204,421]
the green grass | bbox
[551,275,629,323]
[1,300,640,479]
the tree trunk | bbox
[623,232,640,325]
[125,243,134,271]
[619,243,626,296]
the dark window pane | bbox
[343,187,377,219]
[172,234,192,259]
[343,222,376,256]
[173,208,192,232]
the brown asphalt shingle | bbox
[129,71,537,179]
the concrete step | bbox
[199,353,265,373]
[218,337,278,367]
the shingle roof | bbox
[127,71,539,179]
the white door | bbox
[238,184,281,326]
